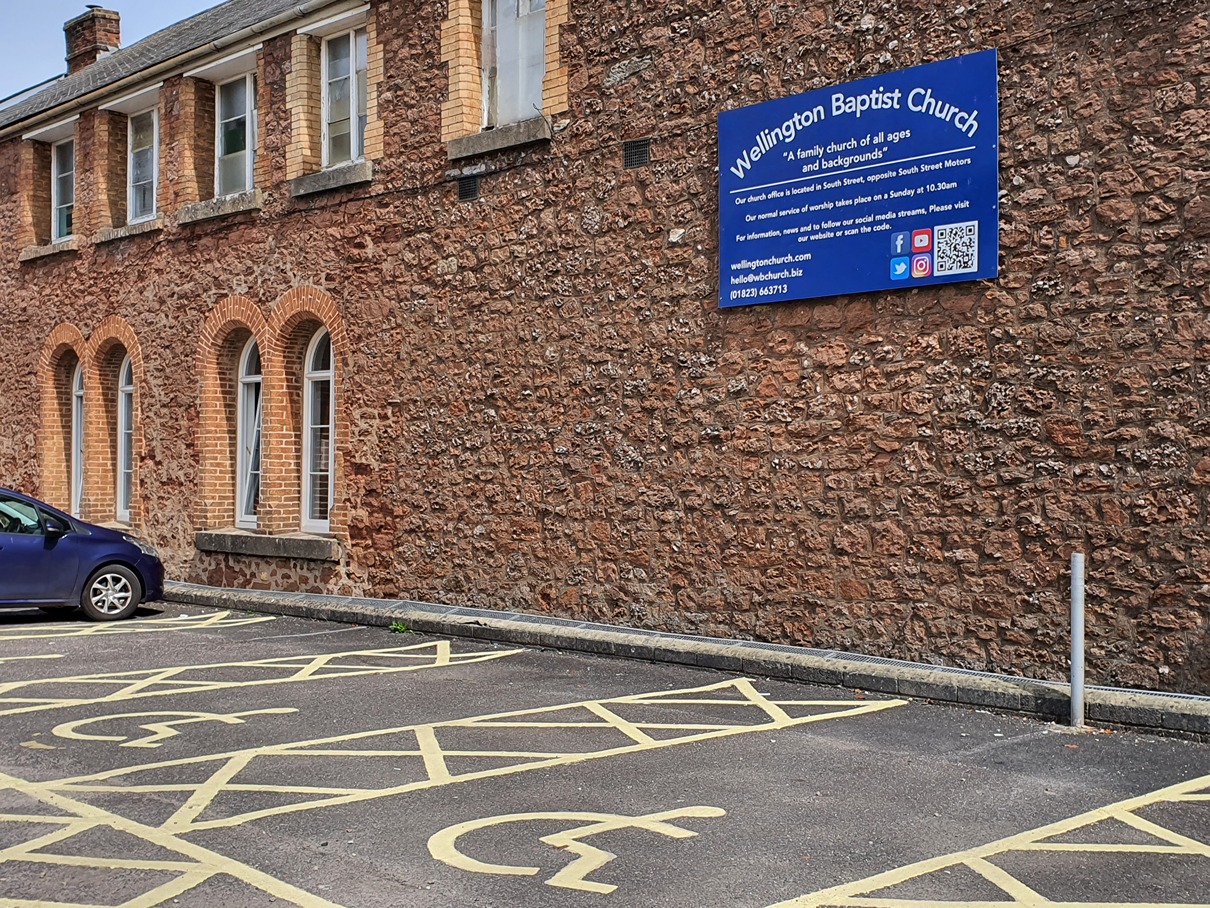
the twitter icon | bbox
[890,257,910,280]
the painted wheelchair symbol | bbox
[52,708,297,748]
[428,806,726,894]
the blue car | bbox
[0,487,164,621]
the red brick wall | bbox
[1,0,1208,693]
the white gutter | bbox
[0,0,359,141]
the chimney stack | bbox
[65,6,121,75]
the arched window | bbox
[302,329,334,533]
[116,356,134,523]
[237,339,263,528]
[71,363,84,517]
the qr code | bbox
[934,221,979,275]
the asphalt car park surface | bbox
[1,602,1208,908]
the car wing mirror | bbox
[43,516,70,540]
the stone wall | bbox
[1,0,1207,692]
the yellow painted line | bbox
[1110,809,1210,857]
[0,770,346,908]
[44,680,902,835]
[0,611,275,642]
[964,856,1047,903]
[0,642,520,718]
[415,726,453,783]
[766,772,1210,908]
[583,702,657,745]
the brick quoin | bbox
[2,0,1209,694]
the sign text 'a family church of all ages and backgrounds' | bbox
[718,50,999,308]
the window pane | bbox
[311,333,332,372]
[57,172,75,205]
[56,206,73,239]
[132,147,154,184]
[133,184,154,219]
[310,380,331,432]
[0,497,42,535]
[244,468,261,517]
[55,141,74,175]
[219,78,247,120]
[328,130,351,165]
[243,344,262,377]
[120,468,132,511]
[328,76,351,124]
[219,151,248,196]
[131,112,154,149]
[308,469,330,522]
[221,117,248,156]
[327,34,351,79]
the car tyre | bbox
[80,565,142,621]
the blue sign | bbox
[718,50,999,308]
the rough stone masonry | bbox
[0,0,1207,693]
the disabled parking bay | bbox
[1,601,1209,908]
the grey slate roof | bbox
[1,0,333,131]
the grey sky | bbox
[1,2,221,102]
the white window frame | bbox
[116,356,134,524]
[236,338,263,529]
[301,329,335,534]
[51,137,76,242]
[127,108,159,224]
[320,27,368,169]
[215,73,258,198]
[71,363,84,518]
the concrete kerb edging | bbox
[164,582,1210,738]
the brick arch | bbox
[195,296,270,529]
[83,316,145,526]
[263,287,349,536]
[37,324,87,513]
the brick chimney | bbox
[65,6,121,75]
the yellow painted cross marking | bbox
[0,640,519,718]
[53,708,300,748]
[45,679,903,834]
[0,610,274,641]
[428,807,727,894]
[0,769,345,908]
[766,772,1210,908]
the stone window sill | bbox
[288,160,374,198]
[95,219,164,244]
[177,190,262,225]
[195,529,342,563]
[446,117,552,161]
[19,237,81,263]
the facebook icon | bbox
[892,232,910,255]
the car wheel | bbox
[80,565,142,621]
